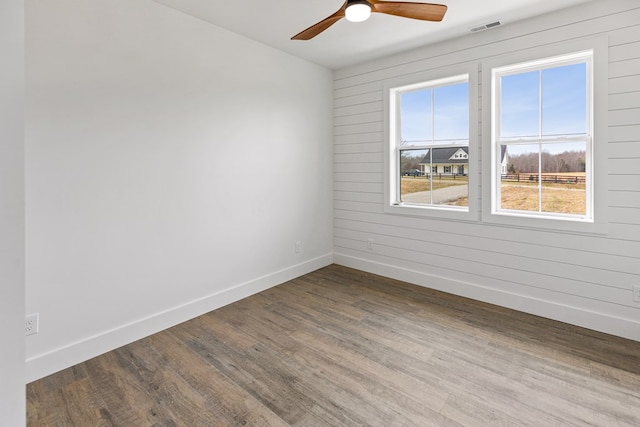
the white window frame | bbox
[481,37,608,234]
[384,63,479,221]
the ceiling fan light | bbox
[345,2,372,23]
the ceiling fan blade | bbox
[291,9,346,40]
[371,1,447,22]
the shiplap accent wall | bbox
[333,0,640,341]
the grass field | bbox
[400,176,585,214]
[500,185,586,214]
[400,176,468,195]
[500,173,586,214]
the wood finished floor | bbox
[27,265,640,426]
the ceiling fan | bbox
[291,0,448,40]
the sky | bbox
[501,62,587,153]
[400,81,468,145]
[399,62,588,156]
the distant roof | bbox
[419,146,507,164]
[419,147,469,164]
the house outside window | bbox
[420,147,470,176]
[385,69,478,220]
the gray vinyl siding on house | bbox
[332,0,640,340]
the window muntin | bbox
[493,51,592,221]
[390,75,470,211]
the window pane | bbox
[500,144,540,212]
[542,63,587,137]
[493,50,593,221]
[400,147,468,207]
[400,149,430,203]
[434,82,468,142]
[400,89,432,145]
[541,142,587,214]
[501,71,539,139]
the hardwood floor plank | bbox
[210,301,305,358]
[292,405,349,427]
[290,326,448,413]
[520,365,640,425]
[32,379,113,427]
[440,393,523,427]
[27,265,640,426]
[172,324,315,424]
[143,332,287,427]
[290,346,458,427]
[84,349,177,425]
[426,349,576,426]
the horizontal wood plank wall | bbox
[333,0,640,341]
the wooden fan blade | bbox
[291,9,346,40]
[370,1,447,22]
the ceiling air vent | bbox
[470,20,502,33]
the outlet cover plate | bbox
[25,313,39,336]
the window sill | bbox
[384,202,479,222]
[481,210,608,235]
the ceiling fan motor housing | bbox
[346,0,373,22]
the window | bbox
[385,67,478,220]
[492,51,593,222]
[482,37,608,233]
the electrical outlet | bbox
[295,241,302,253]
[633,285,640,303]
[25,313,39,336]
[367,238,374,250]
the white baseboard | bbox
[26,253,333,383]
[334,252,640,343]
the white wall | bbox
[25,0,333,381]
[0,0,25,424]
[333,0,640,341]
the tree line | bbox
[401,149,586,174]
[507,150,586,174]
[400,152,423,172]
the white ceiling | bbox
[152,0,594,69]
